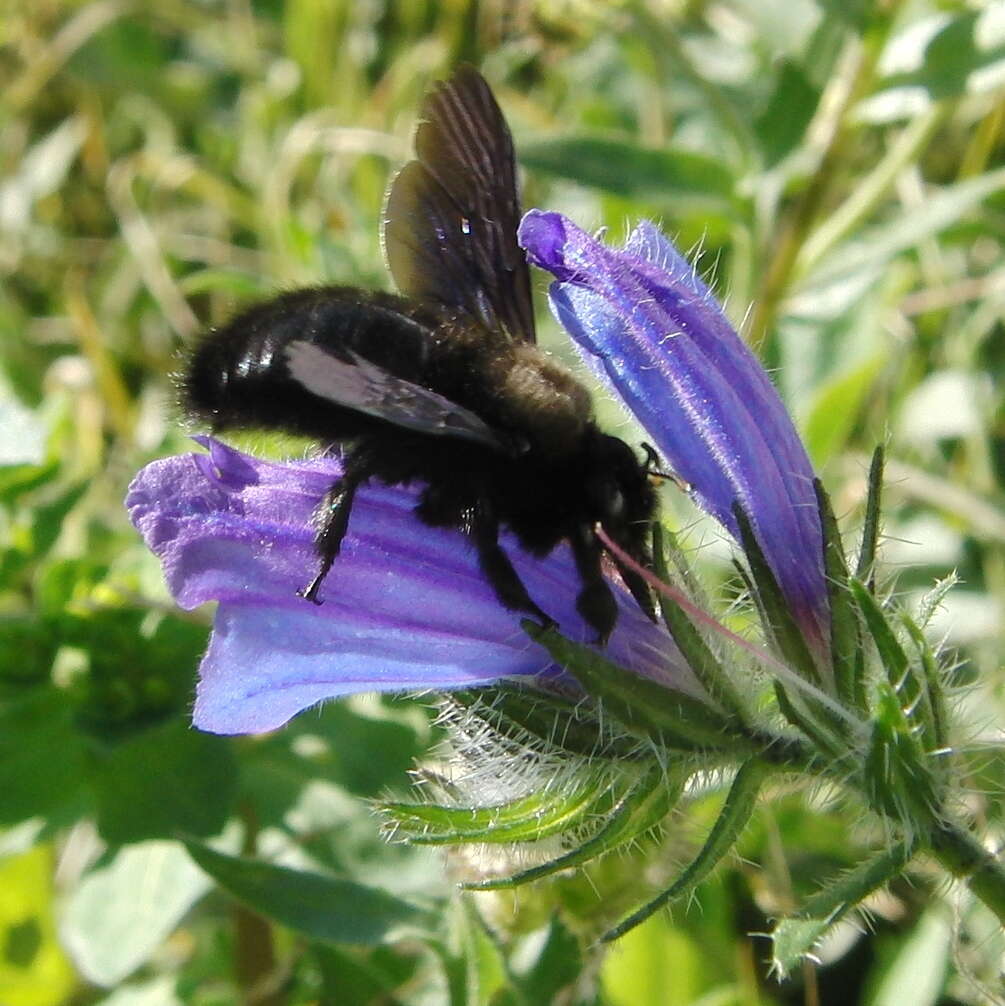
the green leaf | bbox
[313,944,416,1006]
[29,483,88,558]
[510,917,582,1004]
[457,900,508,1006]
[177,268,270,298]
[286,701,424,798]
[184,840,432,946]
[0,615,59,685]
[600,910,708,1006]
[754,61,820,167]
[520,137,735,203]
[93,718,237,844]
[0,846,75,1003]
[803,354,886,467]
[0,457,58,502]
[803,168,1005,292]
[877,11,1005,103]
[62,841,211,985]
[34,556,108,619]
[0,688,88,825]
[603,759,769,942]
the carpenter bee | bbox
[182,66,658,643]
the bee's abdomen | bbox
[181,287,443,440]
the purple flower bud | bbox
[127,437,693,733]
[519,210,827,653]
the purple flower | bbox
[127,437,690,734]
[519,211,828,654]
[129,213,830,734]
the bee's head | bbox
[588,433,657,544]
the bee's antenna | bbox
[640,442,691,492]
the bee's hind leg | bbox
[298,451,373,605]
[471,496,555,632]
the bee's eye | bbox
[607,486,625,518]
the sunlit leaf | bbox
[62,842,211,986]
[521,137,735,203]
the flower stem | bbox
[234,800,282,1005]
[746,732,1005,927]
[928,820,1005,929]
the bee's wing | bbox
[383,65,537,344]
[285,340,505,450]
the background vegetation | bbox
[1,0,1003,1002]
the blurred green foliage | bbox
[1,0,1003,1002]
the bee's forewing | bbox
[383,65,536,344]
[284,340,505,449]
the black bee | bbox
[182,66,658,643]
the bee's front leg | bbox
[569,523,618,646]
[471,495,555,632]
[298,450,373,605]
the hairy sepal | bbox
[814,479,866,715]
[733,504,822,687]
[856,445,885,585]
[384,771,616,845]
[524,622,747,754]
[851,578,940,757]
[900,614,948,754]
[602,758,769,942]
[863,687,941,830]
[652,523,749,723]
[446,685,642,762]
[463,764,681,890]
[734,505,854,751]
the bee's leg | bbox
[298,453,372,605]
[569,524,618,646]
[415,483,464,527]
[472,497,555,631]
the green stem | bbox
[776,753,1005,933]
[744,733,1005,929]
[234,801,282,1006]
[929,821,1005,930]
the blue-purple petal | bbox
[126,437,695,733]
[519,210,827,652]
